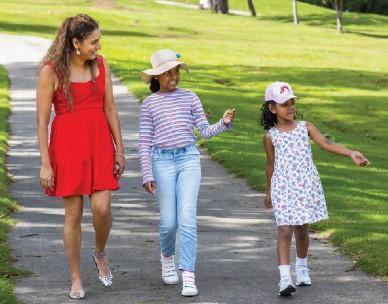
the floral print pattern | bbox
[269,121,328,226]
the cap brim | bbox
[275,95,298,104]
[140,61,189,83]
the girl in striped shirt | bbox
[139,49,235,297]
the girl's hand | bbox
[223,108,236,125]
[40,163,54,190]
[144,181,156,195]
[350,151,370,166]
[264,194,272,209]
[114,153,126,178]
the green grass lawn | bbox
[0,66,23,303]
[0,0,388,285]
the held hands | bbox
[40,163,54,190]
[264,194,272,209]
[223,108,236,125]
[350,151,370,166]
[144,181,156,195]
[114,153,126,178]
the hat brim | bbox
[140,61,189,83]
[275,95,298,104]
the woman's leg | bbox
[63,195,84,291]
[90,190,112,276]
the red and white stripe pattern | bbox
[139,88,230,184]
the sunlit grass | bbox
[0,66,25,303]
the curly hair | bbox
[260,100,301,130]
[260,100,277,130]
[40,14,99,106]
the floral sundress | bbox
[268,121,328,226]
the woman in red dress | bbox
[36,14,125,299]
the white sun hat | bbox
[265,81,298,104]
[140,49,189,83]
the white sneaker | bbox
[278,277,296,296]
[160,254,179,284]
[181,271,198,297]
[296,265,311,286]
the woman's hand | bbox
[114,153,126,178]
[223,108,236,125]
[264,194,272,209]
[144,181,156,195]
[350,151,370,166]
[40,163,54,190]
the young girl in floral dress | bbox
[261,81,369,296]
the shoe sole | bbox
[162,278,179,285]
[296,282,311,287]
[181,291,198,297]
[279,285,296,296]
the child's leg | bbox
[294,224,311,286]
[176,153,201,297]
[294,224,309,259]
[277,225,293,267]
[153,159,178,256]
[176,154,201,272]
[277,225,296,295]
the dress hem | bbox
[46,186,120,198]
[276,216,329,227]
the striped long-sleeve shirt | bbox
[139,88,231,185]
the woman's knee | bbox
[65,210,83,226]
[92,205,112,220]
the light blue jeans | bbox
[152,144,201,271]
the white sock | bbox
[278,265,291,279]
[296,256,307,267]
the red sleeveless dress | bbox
[46,55,119,197]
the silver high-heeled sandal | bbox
[69,287,85,300]
[92,250,113,287]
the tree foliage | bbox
[300,0,388,15]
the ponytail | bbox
[260,100,277,130]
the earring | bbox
[76,48,80,55]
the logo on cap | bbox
[280,85,290,94]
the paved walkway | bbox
[0,33,387,304]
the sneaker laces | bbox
[279,277,292,286]
[161,256,176,276]
[182,271,196,288]
[296,265,309,275]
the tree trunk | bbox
[334,0,343,33]
[293,0,299,24]
[247,0,256,17]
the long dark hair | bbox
[41,14,99,105]
[150,78,160,93]
[260,100,277,130]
